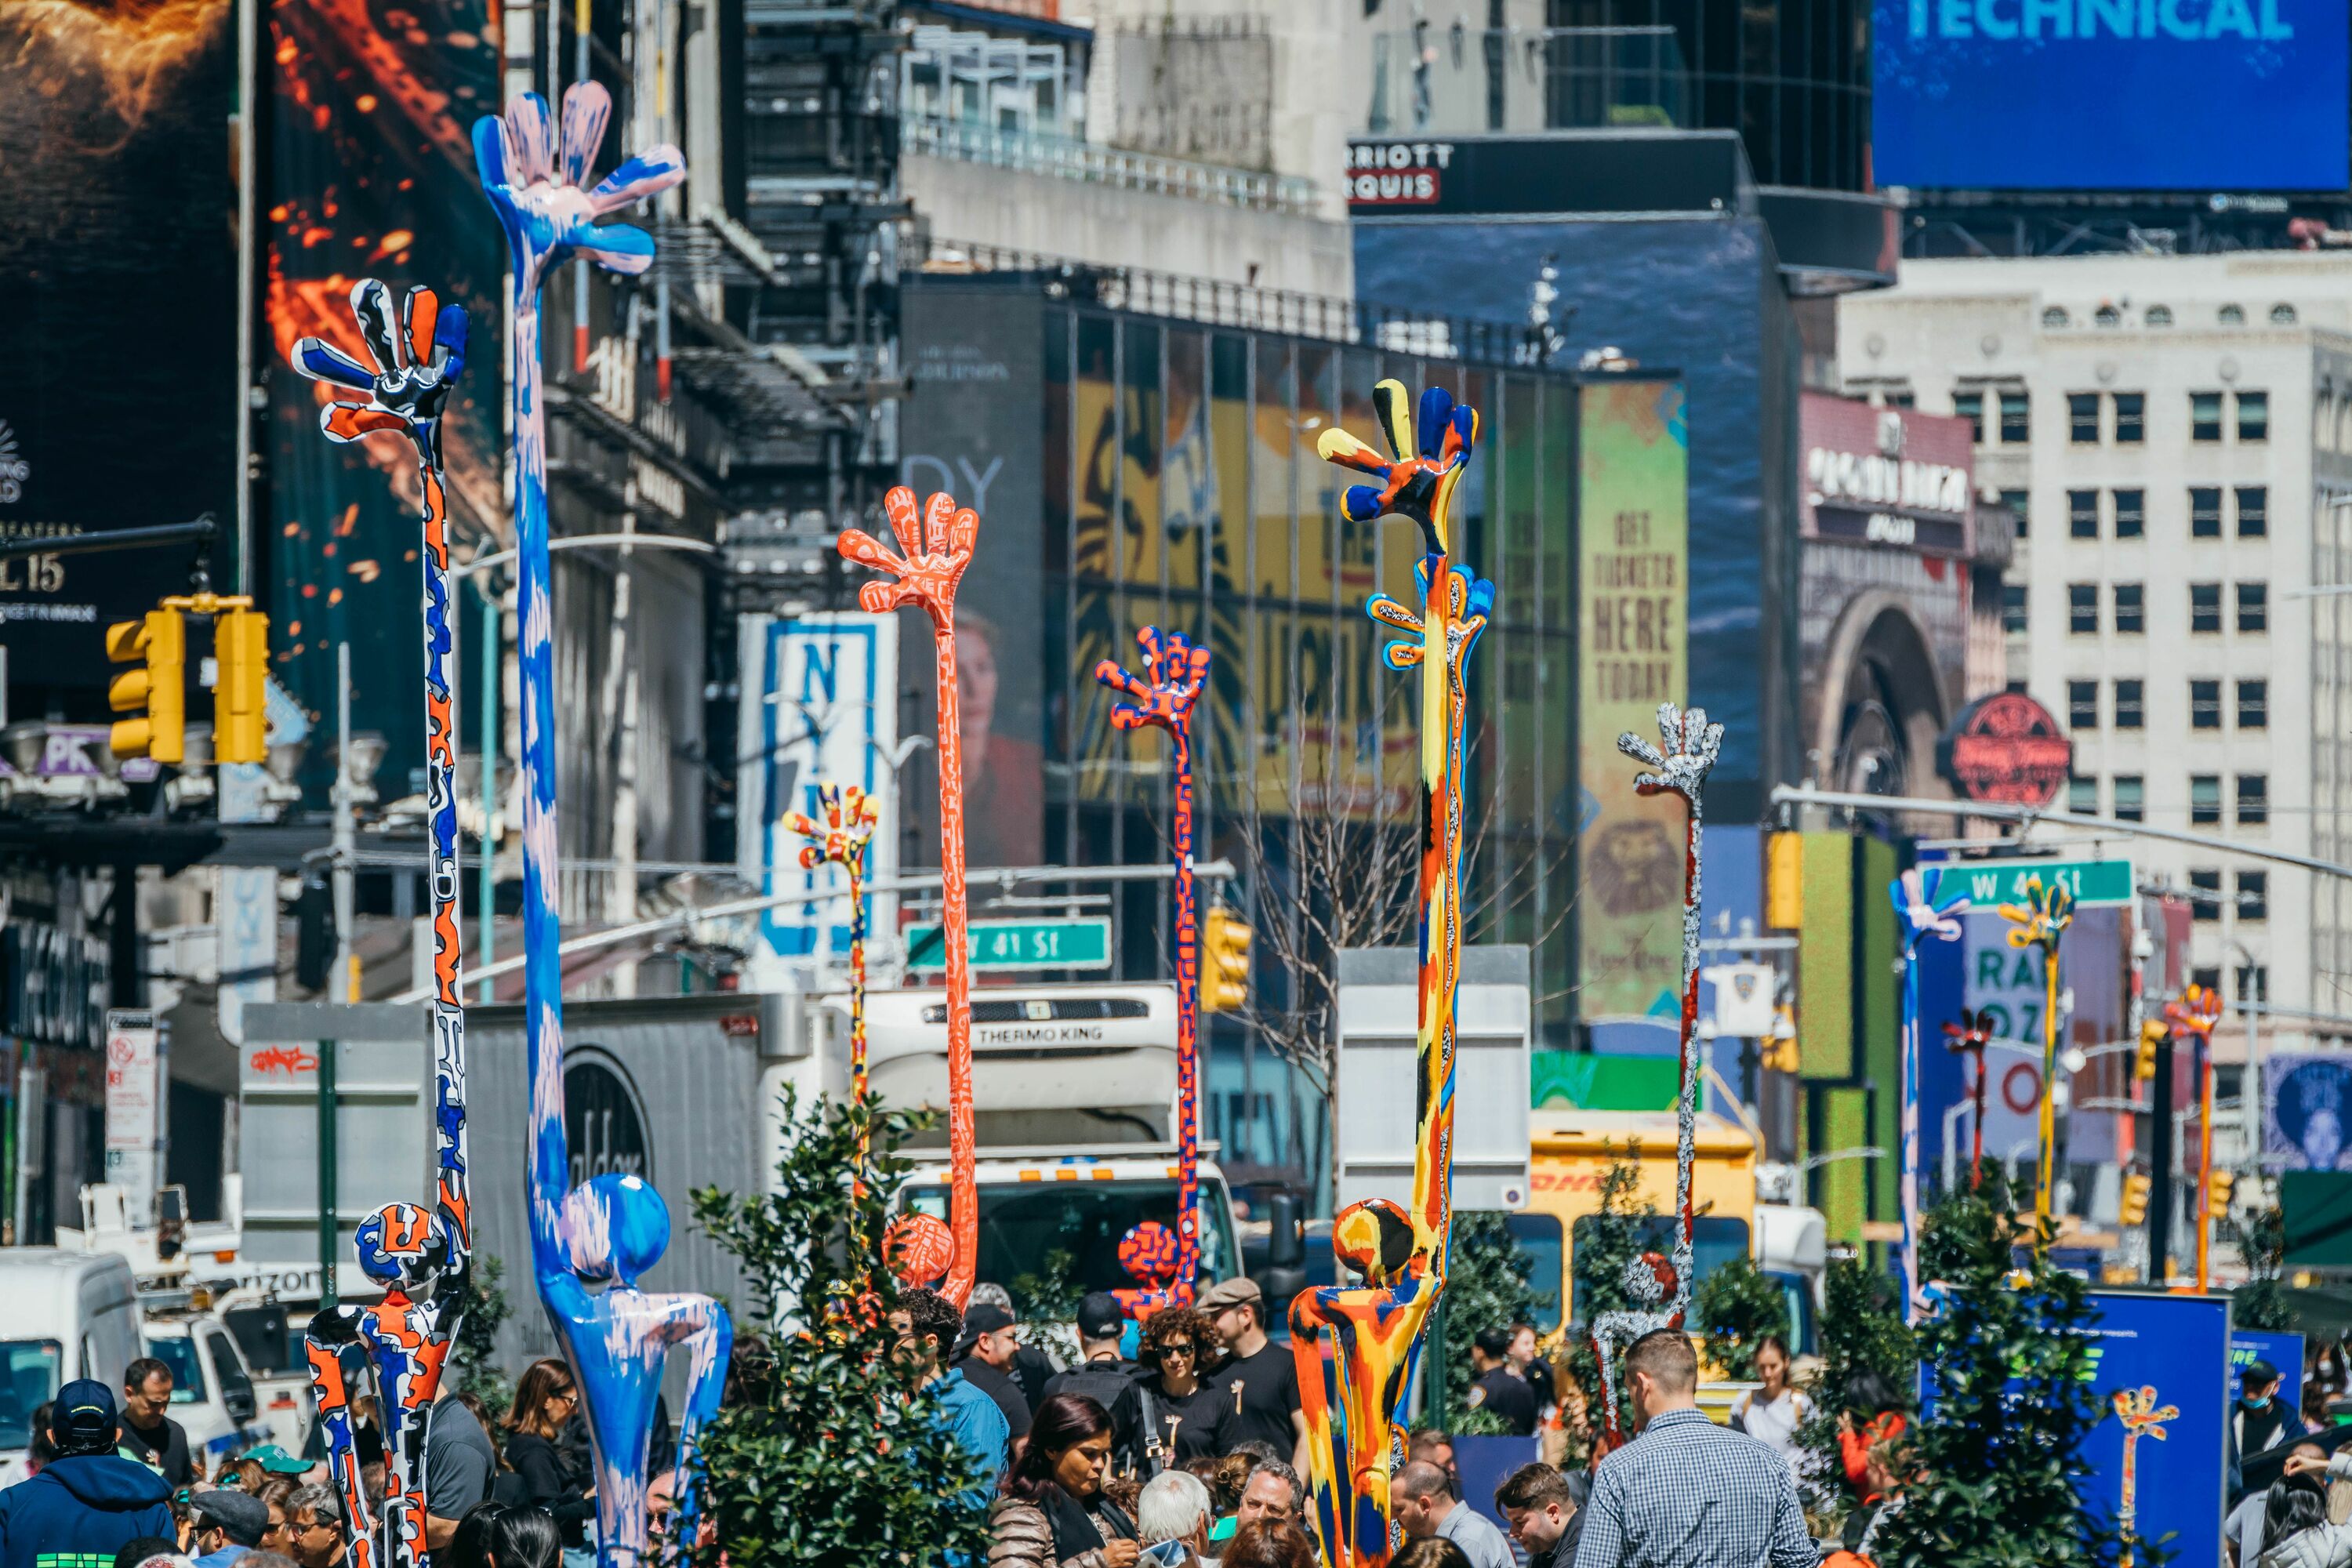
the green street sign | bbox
[903,916,1115,971]
[1932,858,2136,909]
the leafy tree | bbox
[1439,1210,1546,1434]
[1868,1168,2131,1568]
[1559,1145,1656,1464]
[449,1252,515,1419]
[689,1089,992,1567]
[2222,1203,2294,1332]
[1697,1254,1790,1382]
[1794,1256,1915,1516]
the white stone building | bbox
[1839,252,2352,1129]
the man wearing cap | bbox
[955,1300,1036,1454]
[190,1488,270,1568]
[1044,1293,1149,1474]
[1196,1277,1305,1468]
[0,1379,175,1568]
[2230,1358,2311,1503]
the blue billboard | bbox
[1874,0,2350,191]
[2082,1292,2230,1568]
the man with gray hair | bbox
[283,1484,347,1568]
[1395,1458,1515,1568]
[1237,1455,1301,1529]
[1137,1468,1218,1566]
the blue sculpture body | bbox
[473,85,730,1565]
[1890,866,1967,1313]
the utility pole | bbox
[2148,1025,2176,1285]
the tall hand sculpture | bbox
[838,485,981,1305]
[2111,1384,2177,1568]
[2164,984,2225,1288]
[1095,626,1212,1315]
[289,278,472,1568]
[1588,702,1722,1454]
[1997,874,2074,1235]
[1941,1008,1997,1189]
[474,86,731,1567]
[1292,381,1481,1568]
[786,782,880,1192]
[1889,867,1966,1317]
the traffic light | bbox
[2134,1018,2165,1081]
[2208,1170,2235,1217]
[1766,833,1803,929]
[213,608,270,764]
[106,608,185,763]
[2120,1171,2151,1228]
[1761,1005,1800,1073]
[1200,907,1252,1013]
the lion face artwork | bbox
[1588,819,1681,917]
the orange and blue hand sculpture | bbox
[838,486,982,1306]
[1096,626,1212,1316]
[1290,382,1481,1568]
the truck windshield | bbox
[904,1178,1239,1302]
[146,1337,208,1403]
[0,1341,61,1449]
[1569,1216,1751,1322]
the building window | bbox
[2000,488,2030,538]
[2190,868,2222,918]
[2069,583,2099,633]
[2192,391,2223,442]
[2067,680,2099,729]
[2114,775,2145,822]
[2069,490,2100,538]
[2191,679,2222,729]
[2094,304,2122,328]
[2069,393,2100,443]
[2191,583,2222,632]
[2113,678,2144,726]
[2146,305,2173,327]
[2113,488,2144,537]
[2273,303,2299,325]
[2190,775,2222,825]
[2191,487,2223,537]
[2239,678,2269,728]
[2002,584,2029,635]
[2069,776,2096,812]
[2238,582,2268,632]
[1886,390,1915,408]
[1999,390,2031,444]
[2219,304,2246,325]
[1955,390,1984,445]
[2238,964,2270,1003]
[2238,390,2270,442]
[2113,393,2145,443]
[2240,871,2269,921]
[2042,307,2071,328]
[2238,773,2269,826]
[2237,485,2267,537]
[2113,584,2144,633]
[2321,387,2337,450]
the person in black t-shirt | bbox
[1042,1294,1149,1475]
[1463,1330,1538,1437]
[117,1358,194,1486]
[1136,1305,1229,1467]
[955,1301,1036,1452]
[1508,1323,1558,1416]
[1197,1277,1305,1465]
[971,1283,1057,1411]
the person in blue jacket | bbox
[0,1379,175,1568]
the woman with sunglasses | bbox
[1137,1308,1229,1469]
[498,1360,596,1565]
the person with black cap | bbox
[1463,1330,1537,1437]
[0,1379,175,1568]
[1044,1294,1149,1475]
[956,1299,1036,1454]
[2234,1359,2313,1504]
[189,1488,269,1568]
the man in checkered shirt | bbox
[1573,1329,1820,1568]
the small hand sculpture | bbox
[1617,701,1723,808]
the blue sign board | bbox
[2083,1291,2230,1568]
[1874,0,2350,191]
[2231,1329,2307,1401]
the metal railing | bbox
[910,235,1550,365]
[902,115,1320,216]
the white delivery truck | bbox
[0,1250,143,1484]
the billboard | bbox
[2264,1052,2352,1171]
[0,0,236,657]
[1875,0,2350,191]
[1576,377,1690,1019]
[2081,1291,2230,1568]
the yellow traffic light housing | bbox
[2135,1019,2165,1081]
[2120,1171,2151,1228]
[2208,1170,2235,1217]
[107,608,185,763]
[1200,907,1252,1014]
[1766,832,1803,929]
[214,608,270,764]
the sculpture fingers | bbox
[1094,659,1153,704]
[557,81,611,191]
[292,336,379,392]
[1316,426,1392,479]
[349,280,405,376]
[880,487,926,559]
[503,92,558,188]
[471,111,515,197]
[1365,593,1423,637]
[1616,731,1667,770]
[855,579,911,616]
[401,285,440,367]
[836,526,911,582]
[936,496,980,563]
[1373,379,1417,461]
[431,303,469,384]
[572,220,659,276]
[1412,384,1457,463]
[324,404,411,443]
[1381,639,1424,670]
[587,147,689,216]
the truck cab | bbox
[0,1250,142,1484]
[140,1305,271,1470]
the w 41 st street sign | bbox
[904,916,1113,971]
[1931,858,2136,909]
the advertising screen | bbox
[1874,0,2350,191]
[2081,1291,2229,1568]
